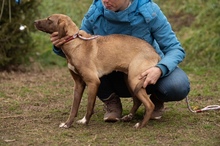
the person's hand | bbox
[50,32,68,48]
[139,66,162,88]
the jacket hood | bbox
[94,0,151,22]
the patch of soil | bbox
[168,12,195,31]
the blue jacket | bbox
[53,0,185,77]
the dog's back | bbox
[93,34,160,75]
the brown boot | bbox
[103,93,122,122]
[150,94,165,120]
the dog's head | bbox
[34,14,78,38]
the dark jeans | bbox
[97,67,190,102]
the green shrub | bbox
[0,0,40,70]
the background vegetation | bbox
[34,0,220,68]
[0,0,40,70]
[156,0,220,67]
[0,0,219,68]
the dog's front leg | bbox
[77,79,100,125]
[59,73,85,128]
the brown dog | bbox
[34,14,160,129]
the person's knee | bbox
[156,86,190,102]
[170,81,190,101]
[156,76,190,102]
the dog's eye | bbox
[47,18,53,24]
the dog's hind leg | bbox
[134,88,154,128]
[121,75,142,122]
[119,74,141,122]
[121,95,142,122]
[59,71,85,128]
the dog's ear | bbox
[58,19,67,38]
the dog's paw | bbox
[59,123,69,128]
[121,113,133,122]
[76,116,87,124]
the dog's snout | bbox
[34,20,39,25]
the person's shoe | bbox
[103,93,122,122]
[150,94,165,120]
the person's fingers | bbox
[50,32,60,45]
[51,32,59,37]
[139,70,149,79]
[53,39,61,47]
[143,77,150,88]
[54,35,72,47]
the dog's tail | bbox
[133,77,146,96]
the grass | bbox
[0,66,220,146]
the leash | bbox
[64,32,99,43]
[186,96,220,113]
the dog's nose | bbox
[34,21,39,27]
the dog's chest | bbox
[68,63,78,74]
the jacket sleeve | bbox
[53,45,66,58]
[151,3,185,77]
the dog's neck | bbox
[64,30,99,44]
[64,33,79,43]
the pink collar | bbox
[64,32,99,43]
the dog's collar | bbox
[64,32,99,43]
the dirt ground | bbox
[0,67,220,146]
